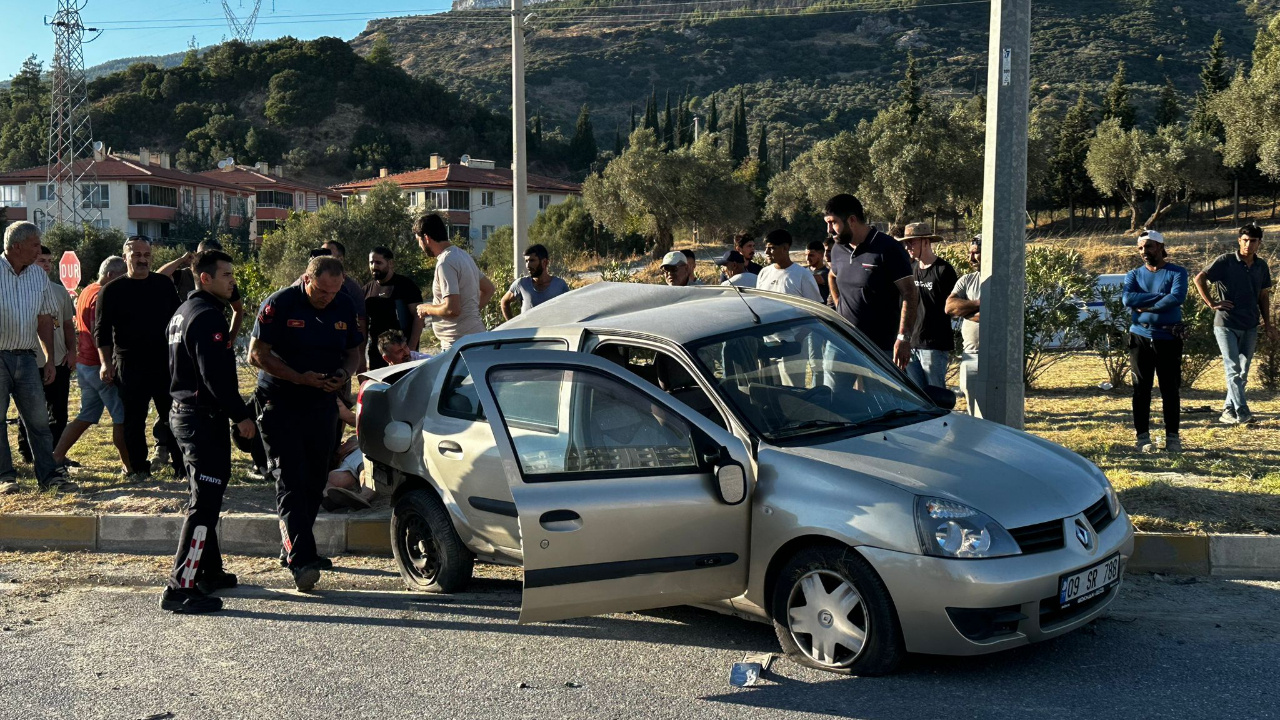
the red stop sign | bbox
[59,251,81,294]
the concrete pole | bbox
[511,0,530,280]
[974,0,1031,428]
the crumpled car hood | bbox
[771,412,1108,530]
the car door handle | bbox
[437,440,463,456]
[539,509,582,532]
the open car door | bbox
[463,349,754,623]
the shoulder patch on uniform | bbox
[335,321,347,330]
[287,319,305,328]
[213,331,223,343]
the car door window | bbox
[488,366,699,481]
[441,339,569,420]
[593,342,728,430]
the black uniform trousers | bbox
[1129,333,1182,436]
[258,395,339,568]
[167,406,231,590]
[116,353,183,476]
[17,364,70,461]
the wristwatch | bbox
[896,334,909,343]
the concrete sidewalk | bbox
[1,511,1279,577]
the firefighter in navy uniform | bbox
[249,256,362,591]
[159,250,257,614]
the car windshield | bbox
[689,318,940,442]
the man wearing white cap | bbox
[1122,229,1188,453]
[660,251,698,287]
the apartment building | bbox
[331,155,581,253]
[198,162,342,241]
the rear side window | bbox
[438,339,568,421]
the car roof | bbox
[499,282,815,345]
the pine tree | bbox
[569,103,598,169]
[1192,30,1229,138]
[1155,76,1181,128]
[897,51,924,123]
[731,92,750,164]
[662,92,675,151]
[707,96,719,133]
[1102,61,1136,130]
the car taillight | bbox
[356,380,372,418]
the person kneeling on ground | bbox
[322,436,376,512]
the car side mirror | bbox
[924,384,957,410]
[715,462,747,505]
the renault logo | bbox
[1074,519,1092,549]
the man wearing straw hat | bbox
[897,222,958,390]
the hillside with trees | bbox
[353,0,1273,156]
[0,37,509,185]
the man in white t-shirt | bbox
[413,214,495,349]
[756,229,823,302]
[946,235,983,416]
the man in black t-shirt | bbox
[896,223,958,389]
[94,237,184,480]
[823,194,919,368]
[162,239,247,338]
[363,246,423,370]
[806,239,832,306]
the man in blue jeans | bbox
[1193,224,1275,425]
[0,222,76,495]
[898,223,958,389]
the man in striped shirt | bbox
[0,222,76,494]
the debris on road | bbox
[729,652,776,687]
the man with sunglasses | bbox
[1194,224,1274,425]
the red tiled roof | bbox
[197,167,342,197]
[0,156,249,194]
[331,164,581,194]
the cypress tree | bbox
[676,92,689,147]
[614,126,623,156]
[730,92,750,164]
[569,103,598,169]
[1154,76,1181,128]
[662,92,675,151]
[897,51,924,123]
[630,104,637,133]
[756,123,770,181]
[1102,61,1136,130]
[644,89,659,131]
[1051,90,1096,231]
[707,96,719,133]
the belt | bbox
[0,349,36,356]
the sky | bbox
[3,1,454,80]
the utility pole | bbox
[511,0,530,280]
[45,0,101,231]
[974,0,1031,428]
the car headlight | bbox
[915,496,1022,559]
[1104,482,1121,518]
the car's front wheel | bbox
[770,545,904,675]
[390,488,474,593]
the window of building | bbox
[228,197,247,217]
[36,184,54,202]
[317,196,328,208]
[255,190,293,209]
[481,191,494,207]
[128,184,178,207]
[257,219,279,235]
[481,225,495,241]
[181,188,193,210]
[0,185,26,207]
[448,190,470,210]
[451,225,470,241]
[80,183,109,209]
[538,194,552,210]
[90,218,111,231]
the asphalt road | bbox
[1,555,1277,720]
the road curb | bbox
[0,512,391,557]
[0,517,1273,575]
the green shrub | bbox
[1025,246,1096,388]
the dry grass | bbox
[1022,354,1280,535]
[1035,223,1280,275]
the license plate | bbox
[1058,554,1121,608]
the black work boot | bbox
[291,564,321,592]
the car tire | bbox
[770,545,904,676]
[390,488,474,593]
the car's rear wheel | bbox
[391,488,474,593]
[770,545,904,675]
